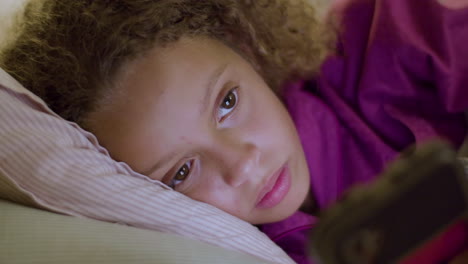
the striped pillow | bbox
[0,68,293,264]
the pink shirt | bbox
[261,0,468,263]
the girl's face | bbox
[91,37,310,224]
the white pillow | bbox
[0,200,275,264]
[0,67,294,264]
[0,0,27,51]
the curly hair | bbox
[0,0,335,127]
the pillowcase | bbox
[0,199,275,264]
[0,67,294,264]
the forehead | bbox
[121,38,233,96]
[117,37,236,123]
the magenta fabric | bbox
[260,0,468,263]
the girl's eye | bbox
[170,161,192,188]
[218,88,238,122]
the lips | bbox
[255,164,291,209]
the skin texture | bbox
[89,37,311,225]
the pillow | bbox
[0,0,27,51]
[0,67,294,264]
[0,200,274,264]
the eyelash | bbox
[168,87,240,189]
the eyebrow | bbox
[199,63,229,115]
[143,63,229,178]
[143,149,179,178]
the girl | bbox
[1,0,467,263]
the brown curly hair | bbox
[0,0,335,127]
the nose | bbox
[216,140,261,188]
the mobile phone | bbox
[310,141,468,264]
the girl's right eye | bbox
[169,160,192,189]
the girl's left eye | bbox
[169,160,192,189]
[217,87,238,122]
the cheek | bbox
[186,180,244,215]
[250,91,296,141]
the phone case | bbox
[310,141,468,264]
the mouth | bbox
[255,164,291,209]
